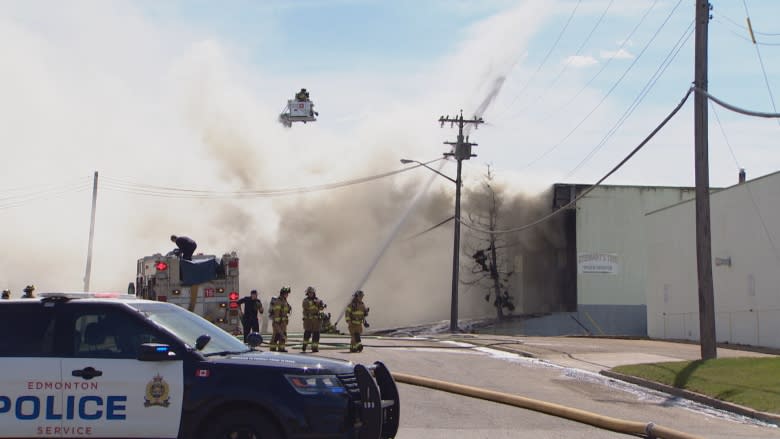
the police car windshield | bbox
[129,302,249,355]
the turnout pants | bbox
[270,321,288,351]
[348,323,363,352]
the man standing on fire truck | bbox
[170,234,197,261]
[301,286,326,353]
[237,289,264,344]
[269,286,291,352]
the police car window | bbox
[0,305,56,356]
[71,310,165,359]
[130,302,248,355]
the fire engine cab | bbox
[134,252,241,334]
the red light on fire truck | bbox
[155,261,169,271]
[228,291,239,310]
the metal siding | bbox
[645,171,780,349]
[576,186,695,307]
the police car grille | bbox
[337,373,361,398]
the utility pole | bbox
[440,111,484,332]
[694,0,717,360]
[83,171,99,292]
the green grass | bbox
[613,357,780,413]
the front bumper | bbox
[337,361,400,439]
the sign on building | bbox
[577,252,620,275]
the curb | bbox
[600,370,780,426]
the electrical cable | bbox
[712,18,780,46]
[563,19,694,179]
[715,9,780,37]
[401,215,454,242]
[461,86,694,236]
[515,0,684,171]
[527,0,661,126]
[0,178,92,211]
[500,0,615,120]
[497,0,583,113]
[698,88,780,118]
[740,0,780,127]
[101,158,445,199]
[710,102,780,263]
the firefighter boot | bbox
[311,333,320,353]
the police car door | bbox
[0,302,61,437]
[59,304,184,438]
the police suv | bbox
[0,292,399,439]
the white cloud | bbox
[565,55,598,67]
[600,48,635,60]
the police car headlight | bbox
[284,374,345,395]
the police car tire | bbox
[201,409,284,439]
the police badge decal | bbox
[144,374,171,407]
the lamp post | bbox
[400,158,461,332]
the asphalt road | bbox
[296,334,779,439]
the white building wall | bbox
[577,186,695,306]
[646,172,780,349]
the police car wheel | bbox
[201,410,283,439]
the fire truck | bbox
[134,252,242,334]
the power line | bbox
[741,0,780,127]
[698,88,780,118]
[461,86,694,235]
[712,17,780,46]
[715,9,780,37]
[402,215,454,242]
[516,0,684,171]
[0,178,92,210]
[527,0,661,126]
[498,0,583,113]
[710,101,780,263]
[563,19,694,179]
[101,158,445,199]
[500,0,615,120]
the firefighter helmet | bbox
[24,285,35,293]
[353,290,364,299]
[305,286,316,296]
[279,286,291,295]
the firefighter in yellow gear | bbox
[269,286,292,352]
[301,286,326,353]
[1,289,10,299]
[345,290,369,353]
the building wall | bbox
[646,172,780,349]
[576,186,696,306]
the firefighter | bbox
[269,286,292,352]
[170,235,197,261]
[1,289,10,299]
[301,286,326,353]
[345,290,369,353]
[295,88,309,101]
[237,289,264,344]
[22,285,35,299]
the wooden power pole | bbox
[440,111,484,332]
[694,0,717,360]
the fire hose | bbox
[391,372,704,439]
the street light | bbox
[401,157,462,332]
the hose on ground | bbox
[391,372,704,439]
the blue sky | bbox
[2,0,780,296]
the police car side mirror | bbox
[246,332,263,348]
[138,343,177,361]
[195,334,211,351]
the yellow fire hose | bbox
[391,372,704,439]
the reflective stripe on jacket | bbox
[345,301,367,324]
[302,298,324,320]
[270,297,291,323]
